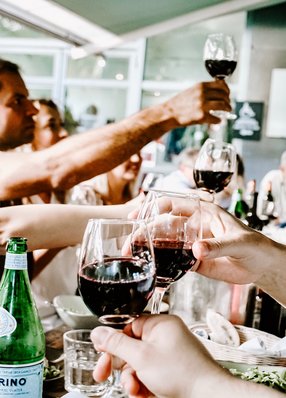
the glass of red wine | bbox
[193,138,236,196]
[204,32,237,120]
[137,189,202,314]
[78,218,156,398]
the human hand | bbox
[165,80,231,126]
[193,202,286,289]
[91,314,226,398]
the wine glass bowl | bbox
[138,190,202,314]
[78,219,156,326]
[193,138,236,194]
[204,32,238,120]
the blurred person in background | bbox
[89,152,144,205]
[258,150,286,226]
[153,147,199,192]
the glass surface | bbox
[67,55,129,80]
[0,15,47,38]
[1,53,53,76]
[28,88,53,100]
[65,86,127,127]
[144,12,245,83]
[141,90,177,109]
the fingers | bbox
[91,326,144,368]
[93,352,112,382]
[193,238,236,260]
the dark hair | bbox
[0,59,21,90]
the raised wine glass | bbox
[204,32,238,120]
[78,218,156,398]
[137,189,202,314]
[193,138,236,196]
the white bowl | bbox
[53,295,100,329]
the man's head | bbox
[0,59,38,150]
[177,147,199,186]
[32,99,68,151]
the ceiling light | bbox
[115,73,124,81]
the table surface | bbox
[43,325,70,398]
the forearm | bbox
[0,104,173,200]
[0,203,134,251]
[256,238,286,308]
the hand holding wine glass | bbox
[78,218,156,397]
[137,190,202,314]
[204,32,238,120]
[193,138,236,196]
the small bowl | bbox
[53,295,100,329]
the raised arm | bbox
[0,81,230,200]
[0,203,135,253]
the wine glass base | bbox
[210,109,237,120]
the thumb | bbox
[91,326,142,366]
[193,237,243,260]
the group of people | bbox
[0,57,285,397]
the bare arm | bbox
[0,203,134,252]
[0,81,230,200]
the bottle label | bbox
[4,253,27,270]
[0,361,43,397]
[0,308,16,337]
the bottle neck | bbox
[248,192,258,215]
[4,253,27,271]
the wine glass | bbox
[78,218,156,397]
[204,32,238,120]
[137,189,202,314]
[193,138,236,196]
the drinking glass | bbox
[78,218,156,397]
[193,138,236,195]
[137,189,202,314]
[204,32,238,120]
[63,329,110,396]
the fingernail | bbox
[91,327,113,346]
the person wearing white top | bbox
[258,150,286,225]
[153,147,199,192]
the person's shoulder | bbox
[261,169,280,180]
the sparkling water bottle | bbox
[0,237,45,398]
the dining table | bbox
[43,324,70,398]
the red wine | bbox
[133,240,197,288]
[78,258,155,325]
[205,59,237,79]
[193,170,233,193]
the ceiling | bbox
[0,0,285,57]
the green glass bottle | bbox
[0,237,45,398]
[228,188,249,220]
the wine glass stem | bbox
[113,369,123,390]
[151,287,167,314]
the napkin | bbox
[239,336,286,357]
[61,392,87,398]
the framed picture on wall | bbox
[232,101,263,141]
